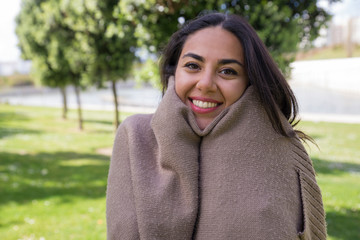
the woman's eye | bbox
[220,68,238,75]
[184,63,200,70]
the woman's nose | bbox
[196,71,217,92]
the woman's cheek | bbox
[174,71,187,103]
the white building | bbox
[0,60,31,76]
[314,17,360,47]
[328,17,360,45]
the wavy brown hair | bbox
[160,12,310,141]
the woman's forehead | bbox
[180,26,244,62]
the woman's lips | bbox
[189,97,222,114]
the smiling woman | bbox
[106,13,327,240]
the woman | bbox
[106,13,327,240]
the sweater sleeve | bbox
[106,123,139,240]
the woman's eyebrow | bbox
[182,53,243,67]
[218,59,244,67]
[182,53,204,62]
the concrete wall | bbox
[290,57,360,93]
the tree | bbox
[119,0,339,76]
[60,0,138,128]
[16,0,69,120]
[16,0,85,129]
[17,0,139,129]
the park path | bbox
[1,58,360,123]
[289,57,360,123]
[0,81,161,114]
[1,81,359,123]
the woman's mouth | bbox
[192,99,218,108]
[189,97,222,114]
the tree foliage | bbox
[16,0,138,128]
[119,0,339,75]
[53,0,138,128]
[16,0,338,128]
[16,0,74,120]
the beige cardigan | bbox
[106,79,327,239]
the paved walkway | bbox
[289,81,360,123]
[1,80,360,124]
[289,57,360,123]
[0,83,161,114]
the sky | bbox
[0,0,359,62]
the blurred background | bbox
[0,0,359,239]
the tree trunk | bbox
[346,18,353,58]
[74,84,83,130]
[60,86,68,119]
[111,80,120,129]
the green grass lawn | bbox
[298,121,360,239]
[0,104,359,239]
[0,105,134,240]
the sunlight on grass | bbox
[1,197,106,240]
[0,105,115,239]
[1,104,359,239]
[59,159,108,167]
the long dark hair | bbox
[160,12,309,141]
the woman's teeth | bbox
[192,99,217,108]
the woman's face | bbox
[175,26,249,130]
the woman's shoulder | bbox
[121,114,153,127]
[116,114,154,138]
